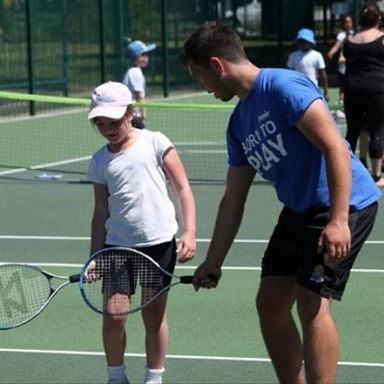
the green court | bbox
[0,92,383,383]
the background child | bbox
[287,28,329,101]
[122,40,156,128]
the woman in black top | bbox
[343,3,384,187]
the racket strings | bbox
[82,249,165,315]
[0,265,51,327]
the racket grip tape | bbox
[69,274,81,283]
[180,274,218,284]
[180,275,194,284]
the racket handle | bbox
[180,275,194,284]
[179,274,218,285]
[69,274,81,283]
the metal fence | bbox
[0,0,369,100]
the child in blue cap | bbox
[122,40,156,128]
[287,28,329,101]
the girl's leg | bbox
[141,292,169,383]
[103,315,129,383]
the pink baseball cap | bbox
[88,81,133,120]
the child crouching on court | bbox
[87,81,196,384]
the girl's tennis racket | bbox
[0,247,208,329]
[78,247,197,316]
[0,264,80,330]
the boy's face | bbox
[297,39,312,52]
[187,58,236,102]
[134,53,150,68]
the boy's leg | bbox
[256,276,305,384]
[297,288,339,383]
[295,202,378,383]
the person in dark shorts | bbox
[263,204,377,301]
[180,20,381,384]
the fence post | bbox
[161,0,169,97]
[61,0,69,96]
[98,0,106,83]
[26,0,35,115]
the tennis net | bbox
[0,91,232,184]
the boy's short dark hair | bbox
[179,20,248,68]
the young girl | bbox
[87,81,196,384]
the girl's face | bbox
[93,113,133,151]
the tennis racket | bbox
[78,247,199,316]
[0,264,80,330]
[0,247,208,329]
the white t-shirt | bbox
[87,130,178,247]
[287,49,326,86]
[122,66,145,97]
[122,67,146,120]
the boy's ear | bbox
[209,57,225,74]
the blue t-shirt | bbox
[227,68,381,212]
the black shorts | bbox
[261,202,378,300]
[103,239,177,296]
[337,72,346,93]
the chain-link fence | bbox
[0,0,369,100]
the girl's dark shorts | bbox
[261,202,378,300]
[104,238,177,296]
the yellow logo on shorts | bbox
[310,264,326,284]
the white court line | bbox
[0,141,224,177]
[0,156,91,176]
[0,263,383,274]
[1,236,383,273]
[0,261,383,274]
[0,348,383,368]
[1,235,384,245]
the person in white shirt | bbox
[87,81,196,384]
[122,40,156,128]
[287,28,329,101]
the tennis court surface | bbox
[0,92,384,383]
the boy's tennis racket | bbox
[0,247,206,329]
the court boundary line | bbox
[1,236,383,273]
[0,348,383,368]
[0,263,382,274]
[1,235,384,245]
[0,140,226,177]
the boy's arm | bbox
[296,99,351,264]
